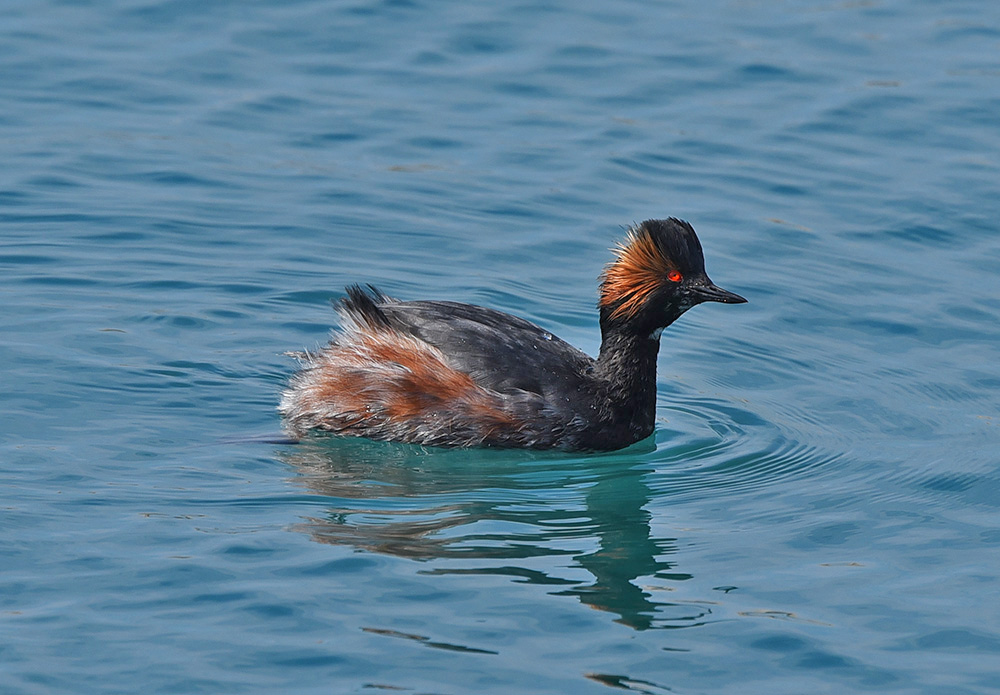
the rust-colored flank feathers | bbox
[279,298,523,447]
[599,223,680,320]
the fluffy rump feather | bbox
[279,286,536,446]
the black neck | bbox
[594,325,662,441]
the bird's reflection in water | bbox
[278,436,704,630]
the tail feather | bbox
[337,284,396,331]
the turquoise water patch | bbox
[2,0,999,693]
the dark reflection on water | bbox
[278,437,691,630]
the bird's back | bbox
[378,296,597,401]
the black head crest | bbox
[599,218,706,320]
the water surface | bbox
[2,1,1000,693]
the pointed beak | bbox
[691,282,747,304]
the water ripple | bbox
[646,395,848,503]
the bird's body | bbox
[280,219,746,451]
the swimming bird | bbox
[280,218,746,451]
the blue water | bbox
[3,0,999,692]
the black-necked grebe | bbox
[279,218,746,451]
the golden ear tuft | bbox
[599,226,678,320]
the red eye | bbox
[668,270,683,283]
